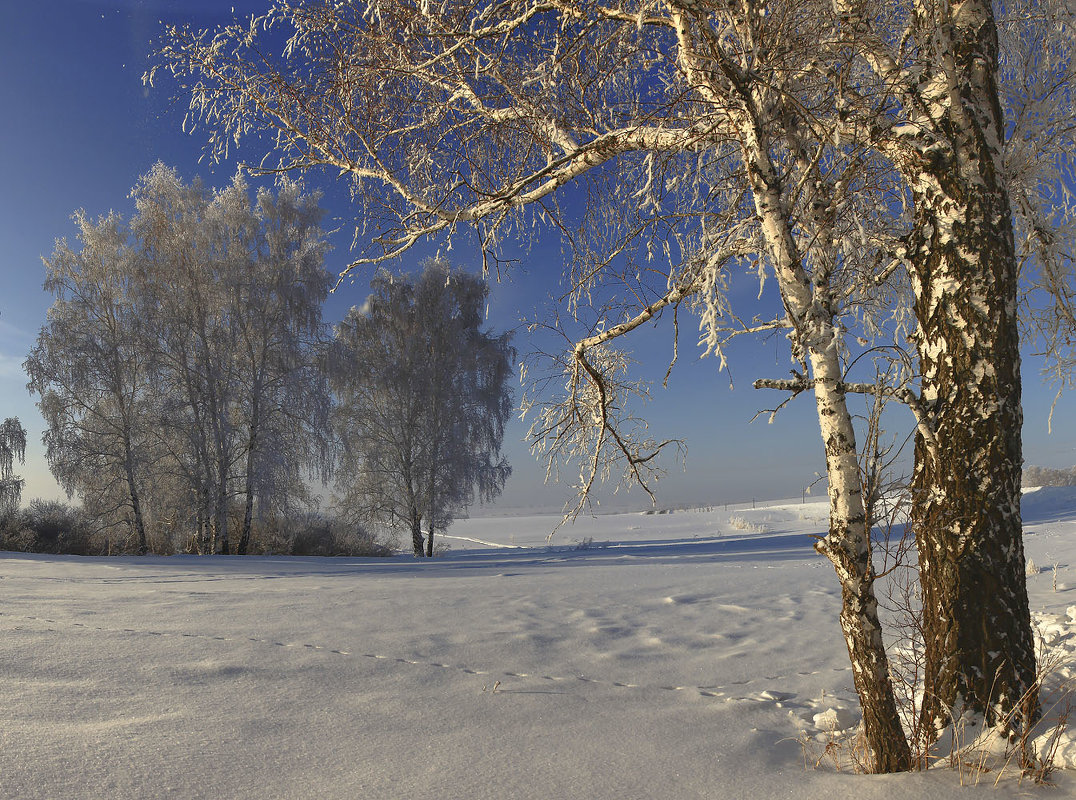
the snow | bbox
[2,494,1075,798]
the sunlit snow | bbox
[3,490,1076,798]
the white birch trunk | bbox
[739,110,911,772]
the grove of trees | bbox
[148,0,1076,771]
[127,165,336,554]
[27,165,333,554]
[24,163,513,557]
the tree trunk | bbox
[753,349,911,773]
[213,450,230,555]
[238,487,254,555]
[197,481,211,555]
[214,486,228,555]
[411,512,424,557]
[904,0,1037,736]
[809,364,912,773]
[125,463,149,556]
[214,430,229,554]
[237,397,260,556]
[741,104,911,772]
[424,442,439,559]
[121,431,148,556]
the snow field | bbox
[1,491,1075,798]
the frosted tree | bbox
[127,165,240,553]
[148,0,1073,765]
[150,0,915,767]
[331,262,513,557]
[28,164,335,555]
[130,164,334,554]
[1007,0,1076,404]
[0,418,26,515]
[836,0,1043,737]
[26,212,155,554]
[209,174,335,554]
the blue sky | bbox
[2,1,1075,515]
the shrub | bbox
[289,517,338,556]
[246,511,393,557]
[727,515,769,534]
[0,501,95,555]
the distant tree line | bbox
[0,499,395,557]
[1023,465,1076,488]
[16,165,513,557]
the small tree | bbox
[0,418,26,515]
[332,261,514,556]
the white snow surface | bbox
[4,491,1076,798]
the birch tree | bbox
[212,175,335,554]
[0,418,26,515]
[26,212,155,554]
[833,0,1052,737]
[150,0,914,768]
[1006,0,1076,397]
[907,0,1035,741]
[148,0,1072,765]
[131,165,242,553]
[332,262,513,557]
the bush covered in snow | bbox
[0,501,96,555]
[727,515,769,534]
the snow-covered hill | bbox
[2,492,1075,798]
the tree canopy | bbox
[332,261,514,556]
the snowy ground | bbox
[3,490,1076,798]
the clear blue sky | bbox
[2,1,1075,516]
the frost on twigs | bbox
[517,239,749,529]
[999,0,1076,398]
[521,316,682,527]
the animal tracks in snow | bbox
[2,613,354,656]
[1,610,853,704]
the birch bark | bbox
[898,0,1037,734]
[749,176,912,773]
[730,83,910,771]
